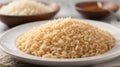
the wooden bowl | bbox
[75,1,119,20]
[0,2,60,27]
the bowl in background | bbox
[0,2,60,27]
[75,1,119,20]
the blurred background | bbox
[0,0,120,28]
[0,0,120,19]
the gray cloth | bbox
[0,49,42,67]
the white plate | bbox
[0,19,120,66]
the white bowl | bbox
[0,19,120,66]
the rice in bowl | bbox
[0,0,53,16]
[16,18,115,58]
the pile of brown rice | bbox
[16,18,115,58]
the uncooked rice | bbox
[0,0,53,16]
[16,18,115,58]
